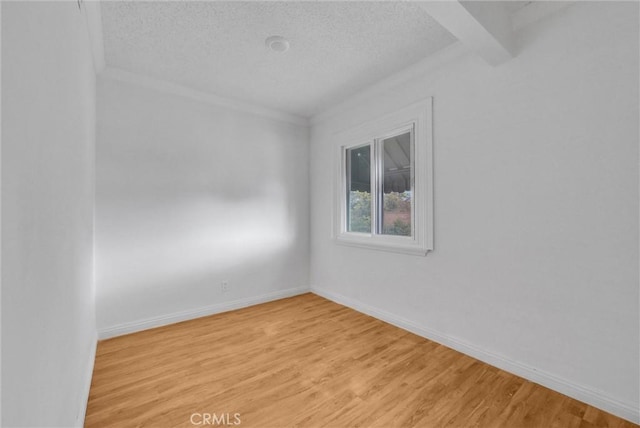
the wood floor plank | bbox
[85,293,638,428]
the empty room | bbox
[1,1,639,427]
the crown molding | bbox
[311,42,467,127]
[311,1,577,126]
[512,1,575,31]
[99,67,309,127]
[93,1,573,129]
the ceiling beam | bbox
[417,1,515,66]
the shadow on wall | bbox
[96,181,299,328]
[96,76,309,331]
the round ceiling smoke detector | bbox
[265,36,290,53]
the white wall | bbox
[1,2,97,426]
[310,1,639,422]
[96,77,309,335]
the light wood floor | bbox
[85,293,637,428]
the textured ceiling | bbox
[101,1,457,118]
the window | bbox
[335,98,433,255]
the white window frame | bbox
[334,98,433,256]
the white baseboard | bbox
[98,286,310,339]
[76,330,98,427]
[310,286,640,425]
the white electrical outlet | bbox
[221,280,229,293]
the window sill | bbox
[335,234,430,256]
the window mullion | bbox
[344,147,351,233]
[369,141,376,236]
[375,139,383,236]
[410,125,416,237]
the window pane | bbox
[382,132,412,236]
[346,145,371,233]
